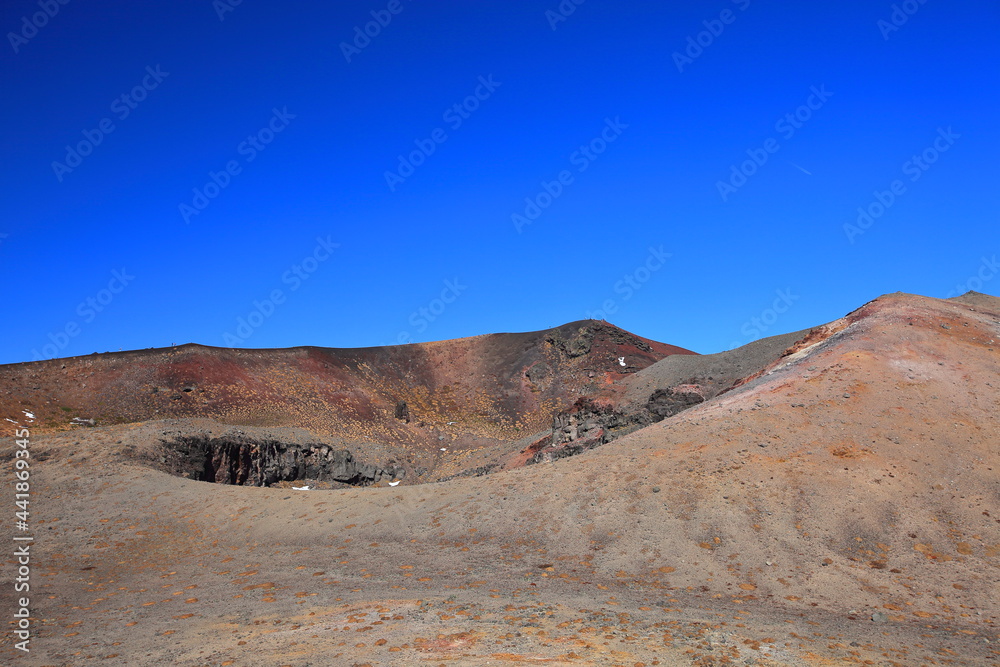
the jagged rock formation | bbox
[528,398,625,464]
[528,381,711,464]
[158,435,403,487]
[646,384,706,419]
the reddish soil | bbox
[1,293,997,665]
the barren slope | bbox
[1,292,997,665]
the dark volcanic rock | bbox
[646,385,706,419]
[438,463,499,482]
[528,398,623,464]
[546,326,595,358]
[528,383,712,465]
[159,435,401,487]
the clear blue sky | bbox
[2,0,998,364]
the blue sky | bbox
[2,0,998,364]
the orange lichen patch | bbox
[656,566,676,574]
[243,582,276,591]
[738,583,757,591]
[914,544,953,561]
[489,653,582,663]
[829,443,871,459]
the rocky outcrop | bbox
[544,323,656,360]
[551,402,609,446]
[646,384,706,419]
[159,435,403,487]
[438,463,499,482]
[546,326,595,358]
[528,398,620,464]
[528,382,711,464]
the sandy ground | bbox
[1,292,998,666]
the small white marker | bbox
[440,447,447,451]
[292,485,311,491]
[23,411,35,419]
[618,357,626,367]
[388,480,400,487]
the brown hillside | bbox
[1,293,997,665]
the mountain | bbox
[1,292,997,665]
